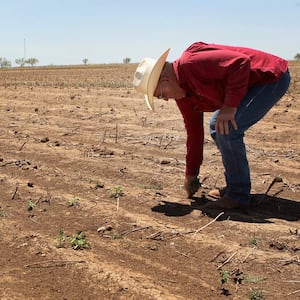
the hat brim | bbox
[145,48,170,111]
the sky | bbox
[1,0,300,66]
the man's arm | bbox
[176,99,204,197]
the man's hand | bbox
[215,105,238,135]
[184,175,200,198]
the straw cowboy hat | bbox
[133,48,170,110]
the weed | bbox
[27,200,37,211]
[250,234,260,247]
[219,270,230,285]
[109,186,124,198]
[248,288,266,300]
[0,209,8,217]
[67,196,80,207]
[109,186,124,211]
[69,231,90,250]
[55,230,68,248]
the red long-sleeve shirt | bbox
[173,42,288,176]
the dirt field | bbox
[0,62,299,300]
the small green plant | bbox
[219,270,231,285]
[109,186,124,211]
[69,231,90,250]
[67,196,80,207]
[109,186,124,198]
[248,288,266,300]
[55,230,68,248]
[250,234,260,247]
[0,209,8,217]
[27,200,37,211]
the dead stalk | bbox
[147,231,162,239]
[175,250,190,258]
[210,251,226,263]
[241,246,256,263]
[287,289,300,296]
[121,226,150,237]
[163,139,174,150]
[272,188,284,198]
[259,176,283,203]
[19,141,28,151]
[11,184,19,200]
[193,212,225,235]
[217,251,238,270]
[265,176,283,196]
[25,260,86,268]
[0,161,17,167]
[280,256,300,266]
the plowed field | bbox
[0,63,299,299]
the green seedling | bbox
[55,230,68,248]
[219,270,231,285]
[219,270,231,297]
[67,196,80,207]
[109,186,124,198]
[69,231,90,250]
[109,186,124,211]
[0,210,8,217]
[27,200,37,211]
[250,234,260,247]
[248,288,266,300]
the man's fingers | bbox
[231,119,238,131]
[224,120,229,135]
[216,119,238,135]
[185,177,200,198]
[216,120,224,135]
[216,119,226,135]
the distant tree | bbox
[82,58,88,65]
[25,58,39,66]
[294,53,300,61]
[15,58,26,67]
[123,57,131,64]
[0,57,11,68]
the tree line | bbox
[1,57,132,68]
[5,53,298,68]
[0,57,39,68]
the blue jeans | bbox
[209,70,291,205]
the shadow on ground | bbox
[151,194,300,223]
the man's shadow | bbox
[151,194,300,223]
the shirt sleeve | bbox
[176,99,204,176]
[184,49,251,107]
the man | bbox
[133,41,290,209]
